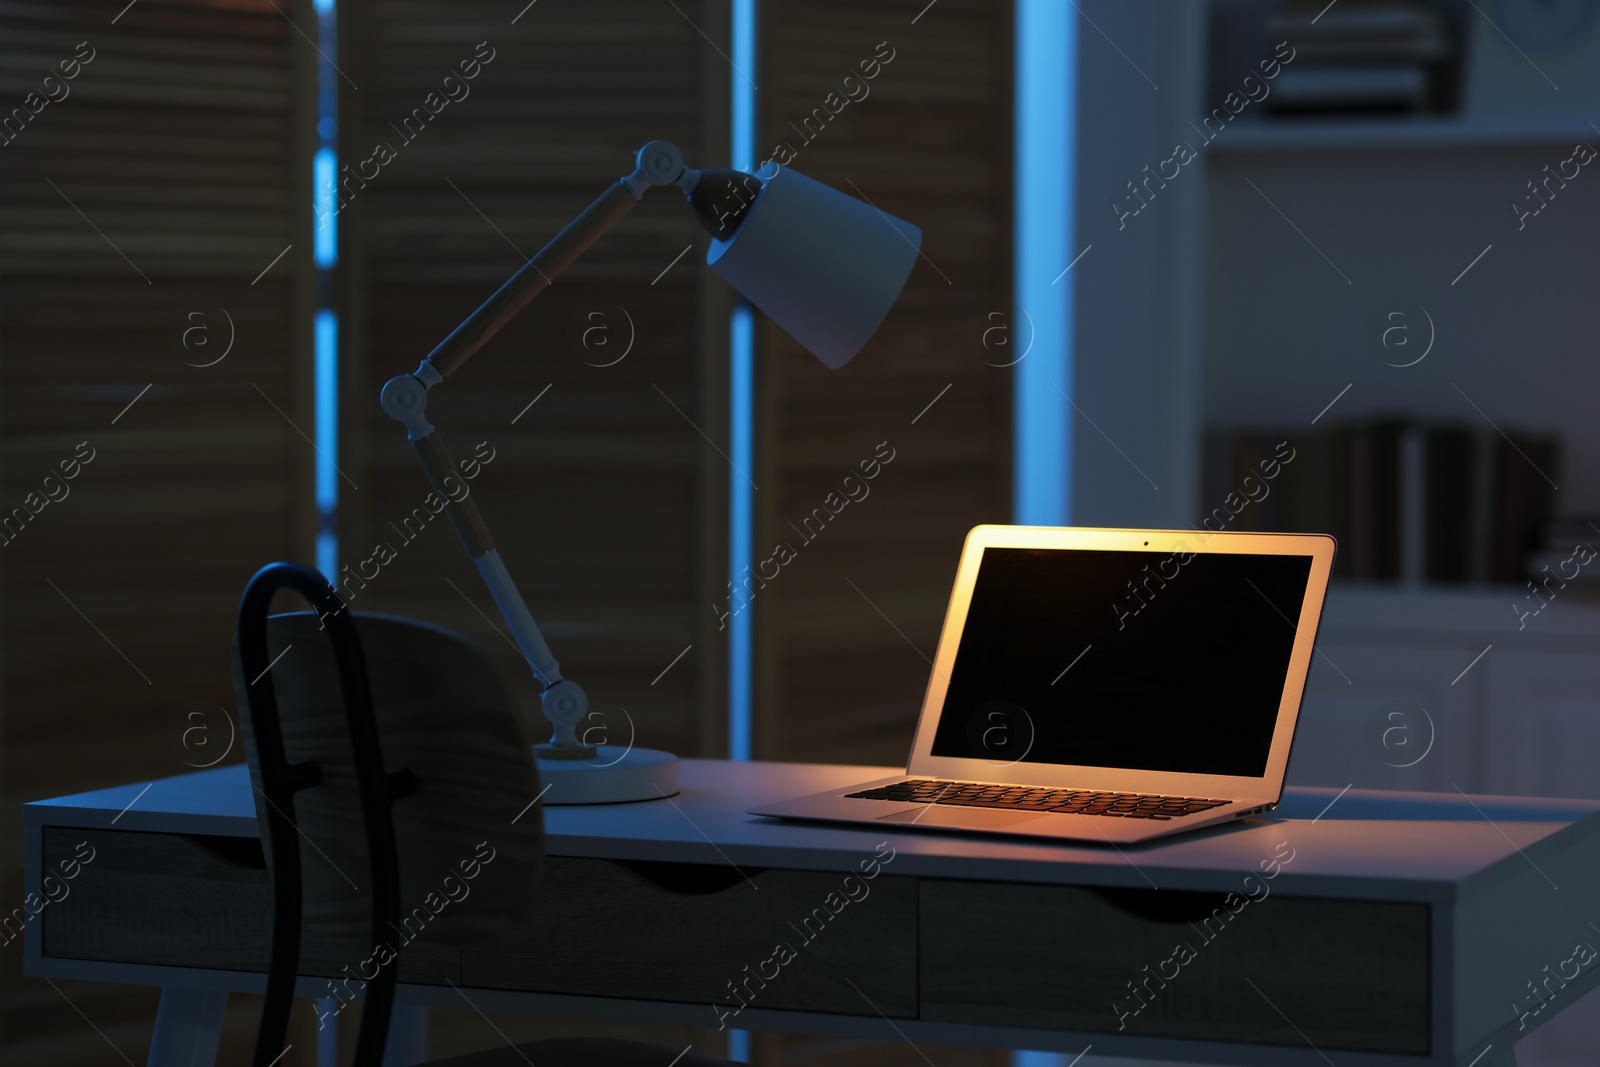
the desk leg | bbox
[382,1003,429,1067]
[147,986,227,1067]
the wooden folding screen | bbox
[0,0,308,1058]
[754,0,1014,765]
[0,0,1011,1061]
[340,0,725,765]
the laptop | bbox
[752,525,1336,844]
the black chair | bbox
[235,562,743,1067]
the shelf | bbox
[1320,582,1600,642]
[1205,114,1599,153]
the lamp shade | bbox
[707,163,921,369]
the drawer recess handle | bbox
[179,834,268,870]
[616,859,768,895]
[1089,885,1234,924]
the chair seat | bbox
[423,1036,744,1067]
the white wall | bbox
[1069,0,1207,527]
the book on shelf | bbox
[1201,418,1560,585]
[1208,0,1464,118]
[1525,517,1600,590]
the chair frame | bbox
[238,561,416,1067]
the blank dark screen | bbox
[928,547,1314,777]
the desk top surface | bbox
[27,759,1600,902]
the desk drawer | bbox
[920,878,1429,1054]
[461,856,916,1021]
[40,827,457,984]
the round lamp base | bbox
[533,746,679,805]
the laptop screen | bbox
[927,546,1315,778]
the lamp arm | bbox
[379,141,700,758]
[406,432,560,680]
[418,139,702,383]
[423,180,640,381]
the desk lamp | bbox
[379,140,921,804]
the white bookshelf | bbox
[1066,6,1600,1063]
[1207,114,1600,152]
[1069,0,1600,795]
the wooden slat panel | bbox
[0,1,306,1060]
[347,0,712,757]
[0,0,301,781]
[756,0,1013,763]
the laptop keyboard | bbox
[844,779,1231,820]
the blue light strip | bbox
[316,998,339,1066]
[731,0,756,171]
[728,305,755,765]
[314,310,339,511]
[727,0,758,774]
[1011,17,1078,1067]
[313,5,342,1064]
[726,8,757,1059]
[313,0,339,593]
[313,147,337,269]
[1014,0,1075,527]
[314,309,340,579]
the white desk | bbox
[24,759,1600,1066]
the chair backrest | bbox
[234,563,543,1067]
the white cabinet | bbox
[1287,587,1600,798]
[1485,650,1600,798]
[1290,643,1479,793]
